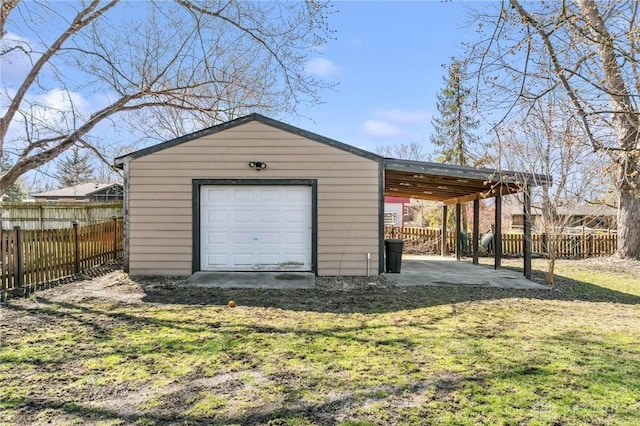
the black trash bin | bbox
[385,239,404,273]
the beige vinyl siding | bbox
[127,121,380,276]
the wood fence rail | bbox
[1,217,123,301]
[0,201,123,230]
[384,226,618,258]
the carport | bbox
[382,159,552,280]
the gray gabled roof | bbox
[113,113,551,203]
[32,182,122,198]
[114,113,380,168]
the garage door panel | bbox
[203,188,229,203]
[257,253,280,265]
[232,253,255,267]
[233,189,254,203]
[285,230,306,244]
[286,188,308,201]
[206,231,228,244]
[233,231,254,244]
[284,209,307,223]
[259,231,280,244]
[201,185,311,271]
[206,210,228,223]
[259,189,282,203]
[259,209,281,223]
[207,253,229,267]
[233,209,254,223]
[282,252,307,264]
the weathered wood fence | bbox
[1,218,123,301]
[0,201,123,230]
[385,226,618,258]
[385,227,456,254]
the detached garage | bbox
[115,114,548,278]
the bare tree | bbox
[1,0,333,195]
[376,142,429,161]
[501,96,606,284]
[467,0,640,259]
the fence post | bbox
[13,226,24,293]
[112,216,118,260]
[73,222,80,274]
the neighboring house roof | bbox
[522,205,617,217]
[32,183,122,198]
[384,196,410,203]
[114,113,552,203]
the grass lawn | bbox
[1,258,639,425]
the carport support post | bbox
[523,185,532,279]
[472,198,479,265]
[441,204,448,256]
[455,203,461,260]
[494,194,502,270]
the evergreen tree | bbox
[54,146,95,188]
[430,60,482,166]
[0,154,26,201]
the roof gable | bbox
[114,113,381,168]
[32,182,122,198]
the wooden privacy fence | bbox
[1,217,123,301]
[385,226,456,254]
[385,226,618,258]
[0,201,123,230]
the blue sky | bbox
[1,0,484,188]
[294,1,478,155]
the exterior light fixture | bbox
[249,161,267,171]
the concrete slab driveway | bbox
[384,255,547,290]
[184,271,315,289]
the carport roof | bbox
[384,159,551,205]
[114,113,551,203]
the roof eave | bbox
[383,158,552,187]
[86,183,122,196]
[113,113,383,167]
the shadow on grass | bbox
[4,268,639,425]
[8,349,639,426]
[4,296,440,352]
[2,373,469,425]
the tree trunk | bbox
[616,182,640,260]
[577,0,640,260]
[546,255,555,286]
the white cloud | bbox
[373,108,431,125]
[361,119,405,139]
[3,88,114,153]
[37,88,89,112]
[25,88,91,129]
[359,107,432,141]
[305,57,341,78]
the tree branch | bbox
[0,0,119,143]
[509,0,604,152]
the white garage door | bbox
[200,185,312,271]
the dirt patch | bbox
[5,257,639,310]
